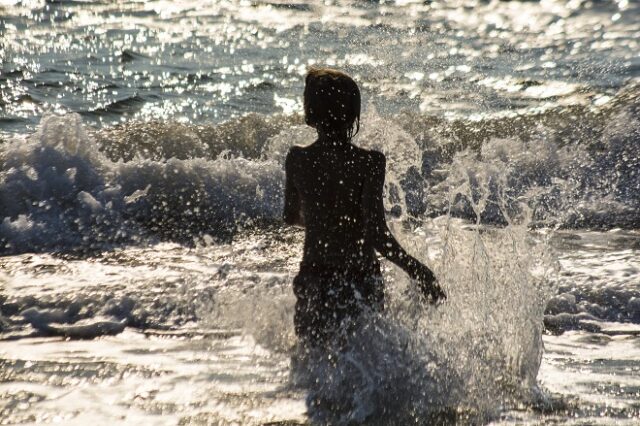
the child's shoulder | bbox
[353,146,385,163]
[287,143,313,154]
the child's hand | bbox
[416,267,446,305]
[422,280,446,304]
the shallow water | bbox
[2,0,640,424]
[1,227,639,424]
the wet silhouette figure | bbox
[284,68,445,345]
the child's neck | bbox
[316,129,349,146]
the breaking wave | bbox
[1,80,639,254]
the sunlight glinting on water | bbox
[1,0,640,424]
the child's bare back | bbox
[285,142,382,270]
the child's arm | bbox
[363,151,445,301]
[283,148,304,227]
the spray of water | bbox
[205,111,558,424]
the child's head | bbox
[304,67,361,140]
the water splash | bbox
[201,117,559,424]
[285,199,555,423]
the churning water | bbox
[1,1,640,424]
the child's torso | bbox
[292,143,378,270]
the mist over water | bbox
[1,0,640,425]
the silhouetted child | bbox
[284,67,445,346]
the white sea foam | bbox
[2,81,640,253]
[0,113,285,253]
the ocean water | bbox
[1,0,640,424]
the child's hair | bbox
[303,67,361,141]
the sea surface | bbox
[1,0,640,424]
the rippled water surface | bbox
[2,0,640,133]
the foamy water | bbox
[2,0,640,424]
[2,226,639,424]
